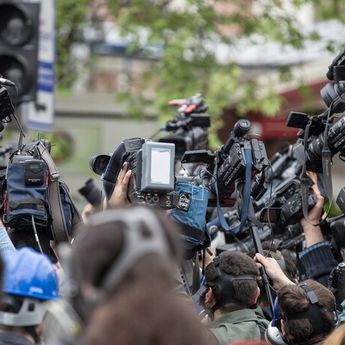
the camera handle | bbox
[301,113,334,226]
[247,199,275,316]
[213,141,252,234]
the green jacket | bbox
[209,308,269,345]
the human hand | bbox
[81,203,95,223]
[106,162,132,208]
[201,247,216,268]
[254,253,294,290]
[300,172,324,247]
[300,171,324,227]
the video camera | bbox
[101,137,192,211]
[253,51,345,233]
[182,119,269,206]
[78,178,102,209]
[253,145,318,230]
[159,93,210,159]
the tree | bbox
[56,0,90,89]
[56,0,342,144]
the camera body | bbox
[286,110,345,174]
[0,86,14,123]
[78,178,102,208]
[255,173,317,230]
[182,119,269,206]
[253,83,345,230]
[109,138,190,211]
[128,140,184,208]
[253,140,320,233]
[329,262,345,307]
[159,94,210,159]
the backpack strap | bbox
[36,142,70,243]
[60,181,82,235]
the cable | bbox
[32,215,44,254]
[266,162,276,255]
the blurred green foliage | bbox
[56,0,90,88]
[56,0,343,145]
[31,132,74,163]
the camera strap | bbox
[214,142,252,234]
[301,103,335,226]
[300,121,322,227]
[37,142,69,242]
[36,142,82,243]
[321,104,333,205]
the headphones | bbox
[75,207,174,301]
[204,255,258,312]
[45,207,175,343]
[268,282,336,345]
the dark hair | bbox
[280,249,298,282]
[205,251,259,309]
[72,207,216,345]
[248,243,298,282]
[279,279,336,344]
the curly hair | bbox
[205,251,259,308]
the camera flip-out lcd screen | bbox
[141,142,175,192]
[150,147,171,185]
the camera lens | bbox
[320,82,345,113]
[89,154,110,176]
[78,178,102,208]
[234,119,251,137]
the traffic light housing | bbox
[0,0,40,104]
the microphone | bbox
[0,76,15,87]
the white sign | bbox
[25,0,55,132]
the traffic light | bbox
[0,0,40,104]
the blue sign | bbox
[26,0,55,132]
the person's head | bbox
[70,207,182,318]
[280,249,298,283]
[248,243,298,283]
[0,247,58,343]
[277,280,336,344]
[67,206,216,345]
[204,251,260,315]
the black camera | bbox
[287,111,345,173]
[250,50,345,244]
[102,137,191,210]
[158,94,210,159]
[0,86,14,124]
[182,119,269,206]
[254,156,318,230]
[285,48,345,174]
[78,178,102,208]
[89,154,111,176]
[329,262,345,308]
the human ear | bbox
[205,288,215,309]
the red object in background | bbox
[249,79,329,140]
[220,79,329,143]
[250,114,298,140]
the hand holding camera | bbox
[106,162,132,208]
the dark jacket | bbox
[0,331,33,345]
[298,241,337,287]
[209,307,269,345]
